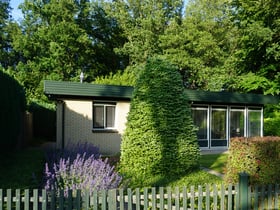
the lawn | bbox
[0,148,228,189]
[0,148,45,189]
[200,153,228,174]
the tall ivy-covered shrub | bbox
[0,71,26,151]
[120,58,200,187]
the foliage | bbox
[7,0,126,103]
[0,70,26,151]
[160,0,237,90]
[224,137,280,185]
[120,58,200,188]
[264,110,280,136]
[44,142,121,196]
[94,68,138,86]
[108,0,184,65]
[230,0,280,95]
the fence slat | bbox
[159,187,164,210]
[76,190,81,210]
[206,184,210,210]
[108,189,117,210]
[15,189,20,210]
[190,186,195,210]
[127,188,132,210]
[42,189,47,210]
[151,187,156,210]
[33,189,38,210]
[7,189,12,210]
[144,188,148,210]
[198,185,203,210]
[213,184,218,210]
[50,190,56,210]
[220,184,225,210]
[227,184,233,210]
[119,188,124,210]
[167,187,172,210]
[0,189,3,210]
[182,186,187,210]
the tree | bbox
[0,0,19,68]
[160,0,237,90]
[108,0,184,65]
[119,58,200,187]
[230,0,280,95]
[10,0,126,103]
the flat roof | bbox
[44,80,279,105]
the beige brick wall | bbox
[56,99,130,155]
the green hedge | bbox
[119,58,200,187]
[224,136,280,185]
[0,71,26,151]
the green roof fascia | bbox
[44,80,133,100]
[184,89,279,105]
[44,80,279,105]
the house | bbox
[44,80,279,155]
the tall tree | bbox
[0,0,17,69]
[108,0,184,65]
[160,0,237,90]
[10,0,125,102]
[231,0,280,95]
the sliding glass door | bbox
[211,107,227,147]
[192,108,208,148]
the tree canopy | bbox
[1,0,279,104]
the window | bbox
[211,107,227,147]
[192,107,208,147]
[230,108,245,138]
[93,102,116,130]
[248,108,262,137]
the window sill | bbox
[92,129,118,133]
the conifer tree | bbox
[120,58,200,187]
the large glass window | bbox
[93,102,116,129]
[192,108,208,147]
[211,108,227,147]
[248,109,262,137]
[230,109,244,137]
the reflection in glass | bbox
[248,110,261,137]
[230,110,244,137]
[211,109,226,140]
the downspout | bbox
[61,101,65,149]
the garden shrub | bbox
[119,58,200,187]
[44,142,121,195]
[0,71,26,151]
[224,136,280,185]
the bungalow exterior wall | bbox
[55,99,264,155]
[56,99,130,155]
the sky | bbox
[10,0,23,21]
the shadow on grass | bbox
[0,148,45,189]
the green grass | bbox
[0,148,45,189]
[200,153,228,174]
[0,149,228,189]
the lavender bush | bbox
[44,142,122,196]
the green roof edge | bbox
[44,80,279,105]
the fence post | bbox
[239,172,249,210]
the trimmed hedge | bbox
[0,71,26,150]
[224,136,280,184]
[119,58,200,187]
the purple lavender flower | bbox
[43,142,121,196]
